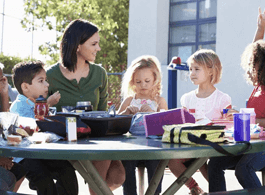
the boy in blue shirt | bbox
[10,61,78,195]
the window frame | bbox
[168,0,217,63]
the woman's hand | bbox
[47,91,61,106]
[139,104,153,113]
[125,105,139,115]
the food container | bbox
[36,115,91,138]
[81,114,133,137]
[34,95,49,120]
[211,119,234,130]
[66,117,77,142]
[76,101,93,112]
[57,112,133,137]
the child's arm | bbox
[156,97,168,112]
[0,76,10,111]
[118,97,139,115]
[253,7,265,42]
[47,91,61,107]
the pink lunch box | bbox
[143,108,195,137]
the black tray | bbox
[57,112,133,137]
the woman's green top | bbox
[46,62,108,112]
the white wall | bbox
[128,0,264,109]
[215,0,264,109]
[127,0,170,100]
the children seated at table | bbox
[208,7,265,192]
[168,49,232,195]
[9,61,78,195]
[118,55,168,195]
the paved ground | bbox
[17,168,262,195]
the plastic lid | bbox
[240,108,256,115]
[76,101,91,106]
[35,95,47,103]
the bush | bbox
[0,53,33,86]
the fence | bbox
[107,72,124,109]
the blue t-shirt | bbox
[10,94,35,119]
[9,94,35,163]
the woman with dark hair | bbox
[47,19,107,111]
[46,19,125,195]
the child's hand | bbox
[257,7,265,29]
[0,157,13,170]
[126,105,140,115]
[47,91,61,107]
[226,109,239,120]
[139,104,154,113]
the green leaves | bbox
[22,0,129,72]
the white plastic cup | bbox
[240,108,256,124]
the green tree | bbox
[0,53,34,86]
[22,0,129,107]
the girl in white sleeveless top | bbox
[118,55,167,195]
[168,49,232,195]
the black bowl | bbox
[56,113,133,137]
[80,115,133,137]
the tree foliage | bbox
[0,53,34,86]
[21,0,129,108]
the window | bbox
[168,0,217,63]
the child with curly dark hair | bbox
[208,7,265,192]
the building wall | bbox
[128,0,264,109]
[127,0,170,101]
[215,0,264,109]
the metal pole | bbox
[31,16,34,60]
[1,0,5,53]
[162,157,208,195]
[168,69,177,109]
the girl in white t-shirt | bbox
[168,49,232,195]
[118,55,167,195]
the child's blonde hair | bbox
[187,49,222,84]
[121,55,162,99]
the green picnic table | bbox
[0,135,264,195]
